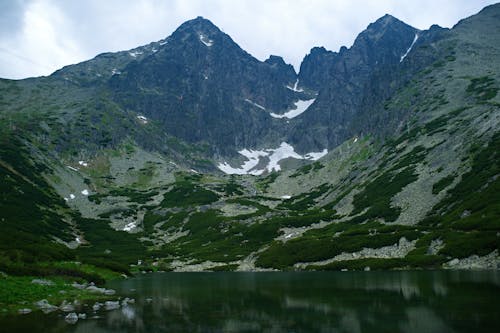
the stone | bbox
[92,302,102,311]
[121,297,135,306]
[86,285,106,293]
[18,308,32,314]
[31,279,54,286]
[65,312,78,324]
[72,282,87,289]
[60,301,75,312]
[104,301,120,310]
[34,299,58,313]
[104,289,116,296]
[78,313,87,319]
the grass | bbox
[0,274,114,315]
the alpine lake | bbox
[1,270,499,332]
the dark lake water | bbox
[2,270,500,332]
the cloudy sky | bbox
[0,0,497,79]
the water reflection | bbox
[2,271,499,332]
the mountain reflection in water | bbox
[3,271,499,333]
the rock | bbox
[86,285,105,293]
[34,299,58,313]
[448,258,460,266]
[31,279,54,286]
[65,312,78,324]
[121,298,135,306]
[78,313,87,319]
[364,266,371,271]
[18,308,32,314]
[104,289,116,296]
[72,282,87,289]
[460,210,471,218]
[104,301,120,310]
[60,301,75,312]
[86,285,116,295]
[92,302,102,311]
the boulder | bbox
[65,312,78,324]
[104,301,120,310]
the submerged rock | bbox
[65,312,78,324]
[104,301,120,310]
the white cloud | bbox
[0,0,497,79]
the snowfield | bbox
[218,142,328,175]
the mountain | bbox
[0,3,499,283]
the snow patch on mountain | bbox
[400,33,419,62]
[267,142,303,171]
[137,115,148,124]
[218,142,328,175]
[218,149,269,175]
[129,50,143,58]
[244,99,266,110]
[270,98,316,119]
[304,149,328,161]
[286,79,304,92]
[199,34,214,47]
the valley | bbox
[0,2,499,318]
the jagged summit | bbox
[173,16,222,37]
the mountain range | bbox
[0,3,498,278]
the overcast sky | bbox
[0,0,497,79]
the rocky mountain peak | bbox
[174,16,221,35]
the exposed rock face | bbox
[107,17,299,155]
[47,14,449,158]
[291,15,421,151]
[298,47,338,91]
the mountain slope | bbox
[0,5,498,275]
